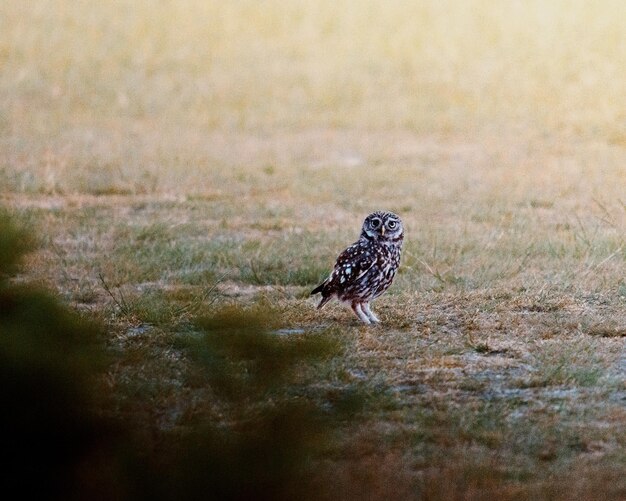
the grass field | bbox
[2,1,626,499]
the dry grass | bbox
[2,1,626,499]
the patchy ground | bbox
[4,182,625,499]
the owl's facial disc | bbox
[362,212,403,241]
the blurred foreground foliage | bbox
[0,211,364,500]
[164,309,355,501]
[0,212,115,498]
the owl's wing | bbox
[311,242,376,308]
[325,243,376,291]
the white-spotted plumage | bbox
[311,211,404,324]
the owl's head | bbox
[361,211,404,243]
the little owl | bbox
[311,211,404,324]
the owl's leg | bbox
[362,302,380,323]
[351,302,371,324]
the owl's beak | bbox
[380,226,385,236]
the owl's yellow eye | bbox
[387,220,397,229]
[371,218,381,228]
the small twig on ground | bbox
[98,272,132,316]
[581,247,624,277]
[173,273,226,318]
[416,257,447,284]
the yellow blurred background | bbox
[2,0,626,194]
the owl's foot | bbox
[362,302,380,323]
[351,302,372,324]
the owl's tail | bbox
[310,282,331,309]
